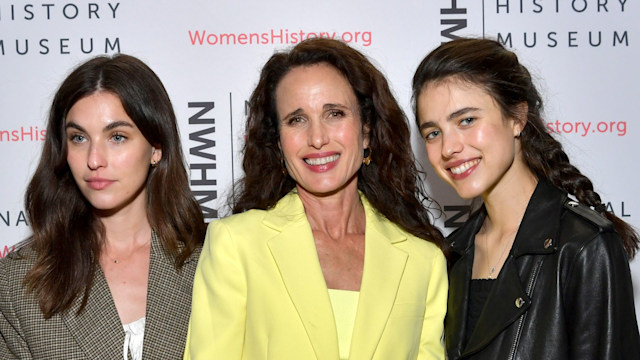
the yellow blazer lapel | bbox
[349,198,408,359]
[265,192,340,360]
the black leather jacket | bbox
[446,180,640,359]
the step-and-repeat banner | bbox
[1,1,637,321]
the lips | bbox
[447,158,480,180]
[304,154,340,165]
[86,177,115,190]
[303,153,340,172]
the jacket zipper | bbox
[507,257,544,360]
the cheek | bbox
[278,134,294,155]
[425,143,441,167]
[66,150,84,173]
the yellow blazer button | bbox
[544,238,553,248]
[515,297,525,308]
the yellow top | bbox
[328,289,360,360]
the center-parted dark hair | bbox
[234,38,447,254]
[412,37,638,258]
[24,54,206,318]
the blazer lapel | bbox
[143,233,200,359]
[265,193,340,360]
[349,200,408,360]
[61,266,124,360]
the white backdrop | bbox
[1,0,638,323]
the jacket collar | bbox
[447,179,566,358]
[61,232,194,359]
[264,191,409,359]
[449,179,565,258]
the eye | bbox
[112,133,127,143]
[286,116,305,126]
[328,109,345,118]
[459,117,475,126]
[424,130,441,141]
[68,133,86,143]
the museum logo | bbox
[188,101,219,220]
[0,2,122,56]
[489,0,630,48]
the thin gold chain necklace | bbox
[481,227,517,279]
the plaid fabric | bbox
[0,233,201,360]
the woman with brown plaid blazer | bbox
[0,54,206,359]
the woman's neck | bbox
[97,192,151,247]
[297,181,366,241]
[482,165,538,235]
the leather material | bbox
[446,180,640,360]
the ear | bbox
[151,146,162,164]
[512,102,528,137]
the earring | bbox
[281,157,287,175]
[363,148,372,166]
[151,160,158,168]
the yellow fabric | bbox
[184,191,447,360]
[328,289,359,360]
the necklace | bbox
[104,239,151,264]
[481,227,517,279]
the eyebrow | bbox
[65,120,134,132]
[323,103,349,110]
[419,106,480,132]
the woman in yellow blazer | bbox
[184,38,448,360]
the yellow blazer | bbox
[184,192,447,359]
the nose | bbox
[307,120,329,149]
[442,131,463,158]
[87,142,106,170]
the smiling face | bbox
[65,92,162,215]
[275,63,369,197]
[416,79,526,200]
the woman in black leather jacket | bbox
[411,38,640,359]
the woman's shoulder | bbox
[552,199,629,265]
[558,199,616,244]
[0,241,37,278]
[212,192,305,231]
[210,208,270,230]
[561,199,613,232]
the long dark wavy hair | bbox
[233,38,447,253]
[412,37,639,259]
[23,54,206,318]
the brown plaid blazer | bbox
[0,232,202,359]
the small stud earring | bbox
[151,160,158,168]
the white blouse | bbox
[122,317,145,360]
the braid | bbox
[522,116,639,259]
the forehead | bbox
[418,78,497,117]
[65,92,135,127]
[275,63,357,109]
